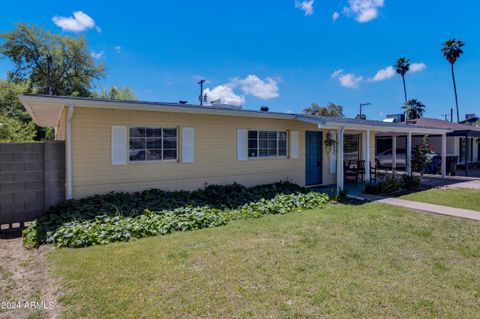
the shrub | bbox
[364,175,402,195]
[43,192,329,248]
[22,182,318,248]
[401,174,421,189]
[364,174,422,195]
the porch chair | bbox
[344,160,359,184]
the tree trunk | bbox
[451,63,460,123]
[46,55,53,95]
[402,75,408,122]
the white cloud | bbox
[52,11,98,32]
[370,66,395,82]
[204,85,245,106]
[234,75,279,99]
[331,69,363,88]
[332,12,340,21]
[204,75,279,106]
[295,0,315,16]
[90,51,104,59]
[114,46,122,53]
[410,62,427,73]
[344,0,384,23]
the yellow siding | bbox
[70,107,340,198]
[55,107,67,141]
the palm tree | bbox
[402,99,425,120]
[394,57,410,122]
[442,39,465,123]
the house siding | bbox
[68,107,337,198]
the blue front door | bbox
[305,131,323,185]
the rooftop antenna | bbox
[441,114,449,121]
[359,102,371,119]
[198,79,206,106]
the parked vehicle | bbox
[376,149,407,168]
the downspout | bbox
[66,104,75,199]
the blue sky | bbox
[1,0,479,120]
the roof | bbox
[408,117,480,136]
[19,94,450,134]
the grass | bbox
[401,188,480,211]
[50,202,480,319]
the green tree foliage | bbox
[355,113,367,120]
[0,80,36,141]
[96,86,137,100]
[394,57,410,105]
[0,23,105,97]
[303,102,344,117]
[402,99,426,120]
[0,113,36,142]
[442,39,464,122]
[0,80,30,122]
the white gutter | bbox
[66,104,74,200]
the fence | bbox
[0,141,65,229]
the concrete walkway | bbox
[361,194,480,221]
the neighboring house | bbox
[460,114,480,127]
[20,95,450,199]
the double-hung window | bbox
[248,130,287,158]
[129,127,177,162]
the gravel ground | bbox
[0,236,62,319]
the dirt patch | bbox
[0,237,62,319]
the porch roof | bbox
[295,114,450,134]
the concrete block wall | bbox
[0,142,65,225]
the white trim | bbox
[66,104,74,200]
[317,122,449,135]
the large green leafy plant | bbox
[22,182,329,248]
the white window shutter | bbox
[237,129,248,161]
[182,127,195,163]
[291,131,299,159]
[111,126,127,165]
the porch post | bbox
[337,127,344,192]
[406,132,412,175]
[441,133,447,178]
[364,130,371,181]
[465,135,470,177]
[392,135,397,173]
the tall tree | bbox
[442,39,465,123]
[402,99,426,120]
[303,102,344,117]
[394,57,410,121]
[96,86,137,100]
[0,23,105,96]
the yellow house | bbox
[19,95,450,200]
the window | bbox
[344,134,360,161]
[129,127,177,161]
[248,130,287,158]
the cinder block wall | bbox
[0,142,65,225]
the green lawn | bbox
[50,203,480,319]
[401,188,480,211]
